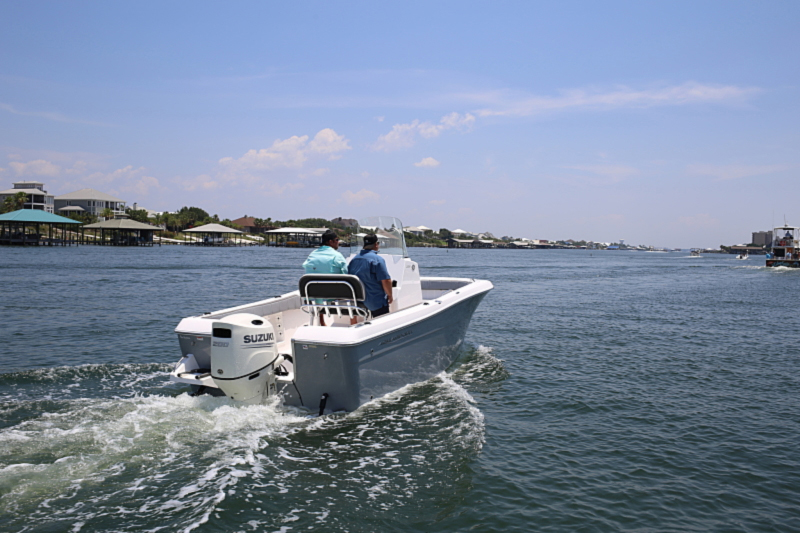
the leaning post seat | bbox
[299,274,369,323]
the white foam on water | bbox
[228,358,490,526]
[0,348,502,531]
[0,390,307,531]
[768,265,800,273]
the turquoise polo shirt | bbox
[302,246,348,275]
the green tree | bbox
[68,212,98,224]
[150,212,165,227]
[175,206,210,228]
[101,207,114,220]
[125,207,149,223]
[2,191,28,213]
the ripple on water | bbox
[0,348,498,532]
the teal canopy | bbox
[0,209,82,224]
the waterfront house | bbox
[405,225,432,236]
[0,181,55,213]
[231,216,259,233]
[54,188,126,218]
[331,217,358,229]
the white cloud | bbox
[9,159,62,177]
[474,82,758,117]
[340,188,380,205]
[179,174,220,191]
[121,175,161,196]
[307,128,351,157]
[298,167,330,180]
[372,121,419,151]
[75,166,163,199]
[219,136,309,171]
[218,128,351,179]
[686,164,786,181]
[414,157,441,168]
[372,112,475,151]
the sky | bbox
[1,1,798,248]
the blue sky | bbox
[1,1,798,247]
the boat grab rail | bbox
[299,274,370,323]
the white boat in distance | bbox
[170,216,493,414]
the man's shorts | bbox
[371,305,390,318]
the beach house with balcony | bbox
[0,181,55,213]
[54,188,126,219]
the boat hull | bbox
[766,259,800,268]
[282,290,487,412]
[170,277,493,412]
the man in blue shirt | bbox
[348,234,393,317]
[302,230,348,325]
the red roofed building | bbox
[231,216,257,233]
[231,216,276,234]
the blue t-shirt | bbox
[302,246,348,274]
[347,249,391,311]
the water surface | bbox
[1,247,798,532]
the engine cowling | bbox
[210,313,281,404]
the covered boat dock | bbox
[0,209,83,246]
[82,216,163,246]
[447,238,496,249]
[182,223,249,246]
[263,227,326,247]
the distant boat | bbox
[690,249,701,257]
[736,251,749,260]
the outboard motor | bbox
[210,313,283,405]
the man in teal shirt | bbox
[303,230,347,274]
[302,230,348,325]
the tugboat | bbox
[766,225,800,268]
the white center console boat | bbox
[169,216,493,414]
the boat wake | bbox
[767,265,800,273]
[0,350,503,532]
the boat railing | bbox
[299,274,370,324]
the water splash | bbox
[0,348,502,532]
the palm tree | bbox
[2,191,28,213]
[101,207,114,220]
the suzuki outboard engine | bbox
[210,313,283,405]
